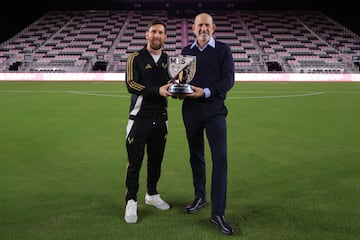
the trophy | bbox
[168,55,196,94]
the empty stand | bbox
[0,10,359,73]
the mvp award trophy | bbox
[168,55,196,94]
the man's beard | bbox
[150,40,162,50]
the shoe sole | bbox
[145,201,170,210]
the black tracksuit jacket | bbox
[126,47,170,121]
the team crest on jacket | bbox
[127,137,134,144]
[145,64,152,69]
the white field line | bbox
[67,91,128,97]
[2,90,359,99]
[227,91,324,99]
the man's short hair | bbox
[147,19,167,33]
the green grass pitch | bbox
[1,81,359,240]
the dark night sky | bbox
[1,0,358,43]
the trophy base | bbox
[168,84,193,94]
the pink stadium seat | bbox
[0,10,359,73]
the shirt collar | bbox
[190,37,215,51]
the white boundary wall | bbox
[0,72,360,82]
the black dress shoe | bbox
[184,198,207,213]
[210,215,234,235]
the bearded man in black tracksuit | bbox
[124,19,173,224]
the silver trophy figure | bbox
[168,55,196,94]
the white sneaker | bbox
[145,193,170,210]
[124,199,138,223]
